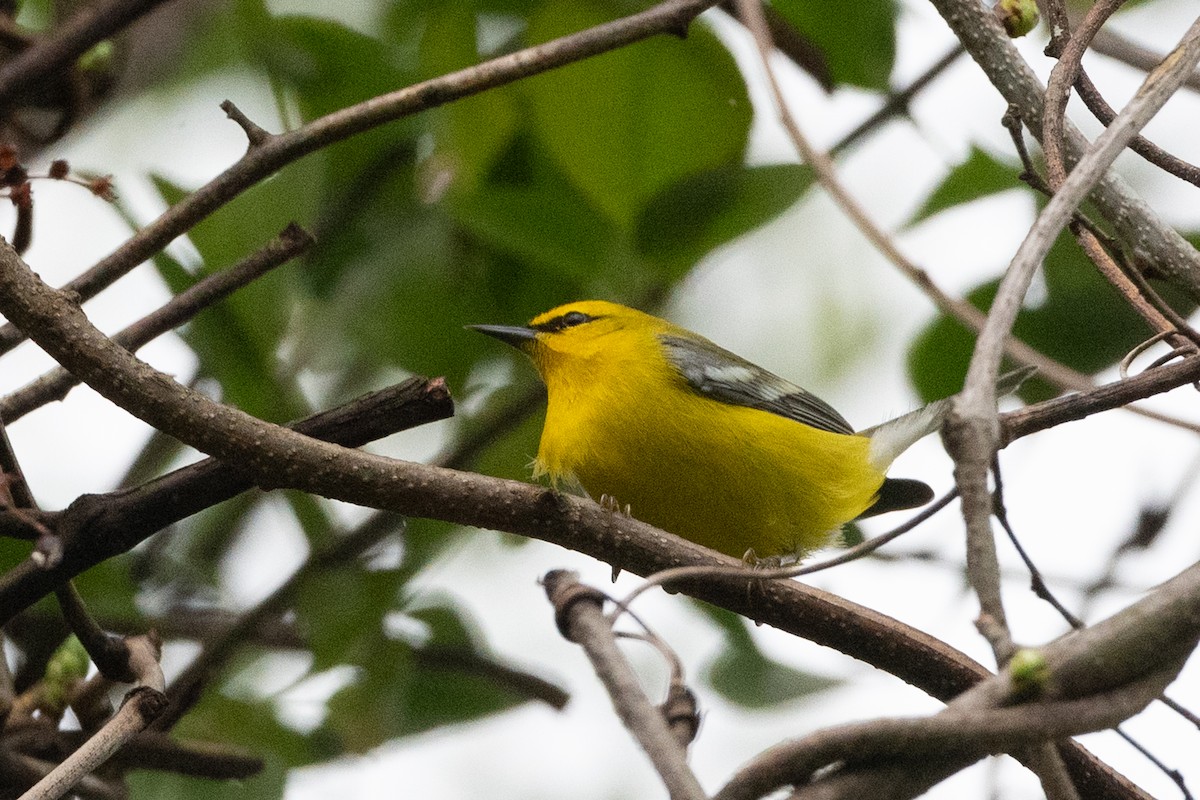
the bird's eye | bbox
[535,310,596,333]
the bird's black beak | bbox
[466,324,538,350]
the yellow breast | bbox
[534,335,883,559]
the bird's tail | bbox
[861,366,1035,471]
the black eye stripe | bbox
[533,310,597,333]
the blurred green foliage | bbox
[907,147,1199,403]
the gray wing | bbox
[659,334,855,435]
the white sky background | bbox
[2,0,1200,798]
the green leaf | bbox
[295,562,408,671]
[637,163,813,277]
[450,139,625,281]
[771,0,897,91]
[421,6,521,190]
[320,603,532,750]
[149,175,313,422]
[698,605,839,708]
[908,231,1200,402]
[248,13,425,256]
[908,146,1027,226]
[250,14,411,123]
[44,637,88,711]
[522,2,751,227]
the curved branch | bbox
[717,559,1200,800]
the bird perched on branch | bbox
[471,300,1020,562]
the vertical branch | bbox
[545,571,706,800]
[950,7,1200,660]
[1040,0,1191,345]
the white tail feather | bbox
[861,366,1035,471]
[862,398,951,471]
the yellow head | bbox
[469,300,684,398]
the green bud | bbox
[44,636,90,712]
[1008,647,1049,698]
[996,0,1039,38]
[77,40,115,76]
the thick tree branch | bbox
[0,236,1146,798]
[0,375,453,621]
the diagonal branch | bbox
[717,559,1200,800]
[948,12,1200,666]
[0,0,176,108]
[546,571,705,800]
[926,0,1200,301]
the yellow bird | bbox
[471,300,967,562]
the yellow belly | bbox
[537,392,883,560]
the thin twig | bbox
[1000,355,1200,443]
[0,223,313,422]
[927,0,1200,300]
[1042,0,1125,188]
[991,461,1083,629]
[718,1,831,90]
[0,0,175,107]
[831,45,966,157]
[616,490,959,615]
[1040,0,1192,344]
[1073,69,1200,188]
